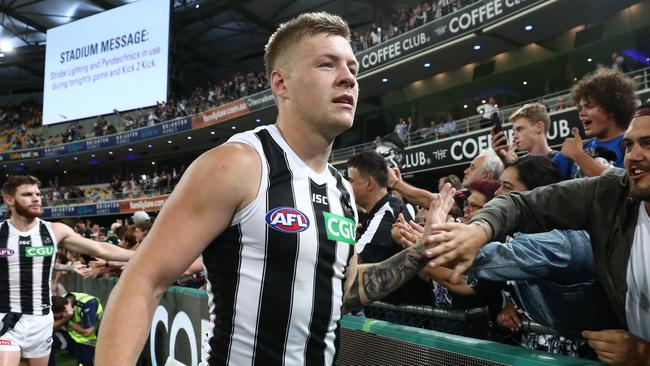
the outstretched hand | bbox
[422,221,491,284]
[422,183,456,238]
[394,213,423,248]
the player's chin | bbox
[30,208,44,217]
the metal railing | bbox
[368,301,568,336]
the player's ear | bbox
[3,194,13,206]
[271,69,288,101]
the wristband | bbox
[472,220,491,241]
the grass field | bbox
[52,351,79,366]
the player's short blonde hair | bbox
[264,12,351,78]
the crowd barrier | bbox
[62,274,599,365]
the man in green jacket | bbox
[426,103,650,365]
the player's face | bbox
[6,184,43,219]
[284,34,359,138]
[512,118,539,152]
[624,116,650,201]
[578,98,617,139]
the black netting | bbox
[337,328,508,366]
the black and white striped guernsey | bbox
[0,218,58,315]
[202,125,358,366]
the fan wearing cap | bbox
[130,210,150,225]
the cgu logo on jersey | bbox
[265,207,310,233]
[0,248,14,257]
[25,246,54,257]
[323,212,355,245]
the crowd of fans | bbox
[348,67,647,363]
[40,167,185,206]
[0,68,272,150]
[0,0,482,153]
[53,210,205,296]
[351,0,476,53]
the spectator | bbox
[74,220,93,239]
[610,51,628,73]
[555,96,567,111]
[461,150,504,188]
[131,210,150,225]
[477,97,499,129]
[438,174,462,192]
[394,117,409,141]
[473,157,617,356]
[461,179,500,224]
[418,120,438,139]
[385,150,502,210]
[553,67,637,180]
[492,102,557,164]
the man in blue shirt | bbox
[553,67,637,180]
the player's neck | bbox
[276,118,333,173]
[9,214,38,232]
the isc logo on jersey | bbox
[25,246,55,257]
[265,207,310,233]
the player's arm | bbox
[96,143,260,365]
[342,242,432,312]
[342,186,457,310]
[53,223,133,262]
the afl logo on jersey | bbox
[265,207,310,233]
[0,248,15,257]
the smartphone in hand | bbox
[491,113,503,133]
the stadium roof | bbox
[0,0,419,94]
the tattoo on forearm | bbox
[342,272,362,311]
[343,244,429,310]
